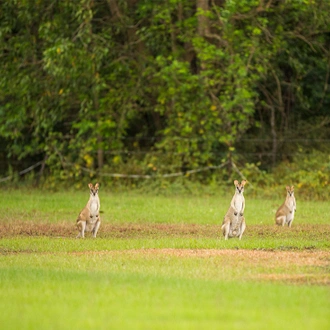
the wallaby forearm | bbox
[230,198,238,213]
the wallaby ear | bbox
[291,185,294,190]
[88,183,93,189]
[241,180,247,186]
[95,183,99,190]
[286,186,290,190]
[234,180,239,186]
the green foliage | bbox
[0,0,329,187]
[272,150,330,200]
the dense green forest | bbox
[0,0,329,195]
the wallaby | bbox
[275,186,296,227]
[221,180,247,240]
[76,183,101,238]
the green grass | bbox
[0,189,329,329]
[2,189,330,225]
[0,235,329,253]
[0,252,329,330]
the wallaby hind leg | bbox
[76,221,86,238]
[239,218,246,240]
[287,218,294,228]
[275,216,286,226]
[76,224,82,238]
[221,219,230,240]
[92,218,101,238]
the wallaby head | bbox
[88,183,99,197]
[234,180,247,194]
[286,185,294,197]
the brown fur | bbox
[76,183,101,238]
[221,180,247,240]
[275,186,296,227]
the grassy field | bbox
[0,189,329,329]
[2,188,330,225]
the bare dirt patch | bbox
[1,221,329,285]
[127,248,330,265]
[71,248,330,267]
[69,248,330,285]
[255,273,330,285]
[1,221,329,241]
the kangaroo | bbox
[76,183,101,238]
[221,180,247,240]
[275,186,296,227]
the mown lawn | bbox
[0,189,329,329]
[0,249,329,330]
[2,188,329,225]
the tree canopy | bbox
[0,0,329,187]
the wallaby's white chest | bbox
[287,197,295,209]
[89,198,99,215]
[234,194,244,213]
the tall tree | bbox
[0,0,329,182]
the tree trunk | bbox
[93,86,103,170]
[196,0,209,37]
[270,106,277,166]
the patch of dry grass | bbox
[66,248,330,285]
[1,221,329,241]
